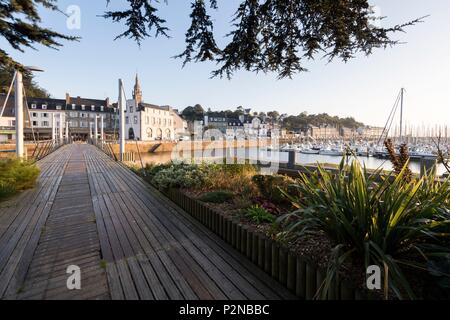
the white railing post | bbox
[59,113,63,144]
[100,115,104,143]
[15,71,24,158]
[51,113,56,144]
[94,115,98,143]
[119,79,126,161]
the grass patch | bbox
[100,260,107,269]
[0,158,40,202]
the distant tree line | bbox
[181,105,365,129]
[282,112,365,130]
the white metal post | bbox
[65,121,69,143]
[59,113,63,144]
[119,79,126,161]
[94,115,98,143]
[51,113,56,143]
[15,71,24,158]
[100,115,104,142]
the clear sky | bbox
[2,0,450,127]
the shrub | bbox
[252,174,295,204]
[0,159,40,201]
[203,163,259,195]
[279,157,450,299]
[244,205,276,224]
[151,162,208,190]
[199,190,234,203]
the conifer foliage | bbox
[1,0,424,79]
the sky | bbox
[2,0,450,127]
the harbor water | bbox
[136,148,448,176]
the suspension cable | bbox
[0,71,17,118]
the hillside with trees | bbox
[0,65,50,98]
[282,112,365,130]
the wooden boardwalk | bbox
[0,144,295,300]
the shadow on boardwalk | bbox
[0,144,295,300]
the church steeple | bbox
[133,73,143,104]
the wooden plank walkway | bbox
[0,144,295,300]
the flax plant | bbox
[279,158,450,299]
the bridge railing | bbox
[88,138,119,161]
[31,137,72,161]
[88,139,139,163]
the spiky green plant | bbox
[279,158,450,299]
[244,205,276,224]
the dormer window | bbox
[81,105,85,111]
[72,104,76,110]
[91,105,95,111]
[100,106,104,112]
[42,104,47,110]
[56,105,62,110]
[31,104,37,109]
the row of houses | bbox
[0,75,188,143]
[282,125,385,139]
[202,115,273,139]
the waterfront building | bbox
[0,93,116,141]
[307,125,340,139]
[357,126,385,139]
[124,75,186,141]
[0,96,15,142]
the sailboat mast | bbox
[399,88,404,141]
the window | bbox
[80,113,88,118]
[32,112,38,118]
[145,116,149,125]
[81,105,85,110]
[91,105,95,111]
[100,106,104,112]
[134,116,138,124]
[69,121,78,127]
[125,116,129,124]
[42,104,47,110]
[80,121,88,128]
[70,112,78,117]
[56,105,62,110]
[129,106,133,113]
[152,118,155,125]
[90,113,96,118]
[42,113,48,118]
[158,118,161,125]
[72,104,76,110]
[163,119,167,126]
[31,104,37,109]
[42,121,49,127]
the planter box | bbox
[164,188,365,300]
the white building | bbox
[124,75,186,141]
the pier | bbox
[0,144,294,300]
